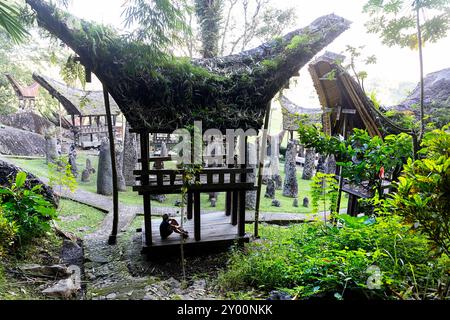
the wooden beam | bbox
[103,84,119,245]
[140,132,152,246]
[238,137,248,237]
[187,192,193,220]
[225,192,231,216]
[254,102,271,238]
[194,191,201,241]
[231,191,238,226]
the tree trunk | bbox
[416,5,425,143]
[195,0,222,58]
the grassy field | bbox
[6,151,345,214]
[56,199,105,237]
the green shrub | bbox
[311,172,339,215]
[385,124,450,255]
[297,125,413,193]
[0,172,57,244]
[0,209,17,257]
[219,217,449,300]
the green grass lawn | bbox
[6,151,345,214]
[56,199,105,237]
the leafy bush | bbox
[385,124,450,255]
[297,125,412,192]
[48,156,78,193]
[0,172,57,244]
[311,172,338,215]
[383,109,417,130]
[0,208,17,257]
[219,217,449,300]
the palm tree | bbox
[0,0,28,43]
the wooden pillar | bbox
[255,102,272,238]
[194,191,201,241]
[238,137,248,237]
[335,113,347,214]
[89,116,93,142]
[103,85,119,245]
[225,191,232,216]
[71,114,76,143]
[140,131,152,246]
[347,194,359,217]
[187,192,193,220]
[231,191,238,226]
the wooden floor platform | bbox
[141,211,250,257]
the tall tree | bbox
[194,0,223,58]
[122,0,191,59]
[343,45,377,94]
[178,0,297,57]
[363,0,450,141]
[220,0,297,55]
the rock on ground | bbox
[115,142,127,192]
[42,277,80,299]
[302,148,316,180]
[19,264,70,278]
[45,135,58,164]
[265,178,275,199]
[283,140,298,197]
[0,124,46,156]
[0,111,54,135]
[122,122,138,187]
[97,139,113,196]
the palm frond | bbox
[0,0,29,43]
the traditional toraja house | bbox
[309,53,412,138]
[5,74,40,111]
[26,0,351,254]
[308,54,415,215]
[33,73,121,148]
[279,94,322,139]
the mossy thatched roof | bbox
[279,95,322,131]
[27,0,351,132]
[33,73,120,116]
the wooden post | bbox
[89,116,93,142]
[187,192,193,220]
[231,191,238,226]
[254,102,271,238]
[225,192,231,216]
[238,137,248,237]
[140,132,152,246]
[194,191,201,241]
[71,114,76,143]
[103,85,119,245]
[335,113,348,215]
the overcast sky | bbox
[66,0,450,107]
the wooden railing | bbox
[133,167,255,194]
